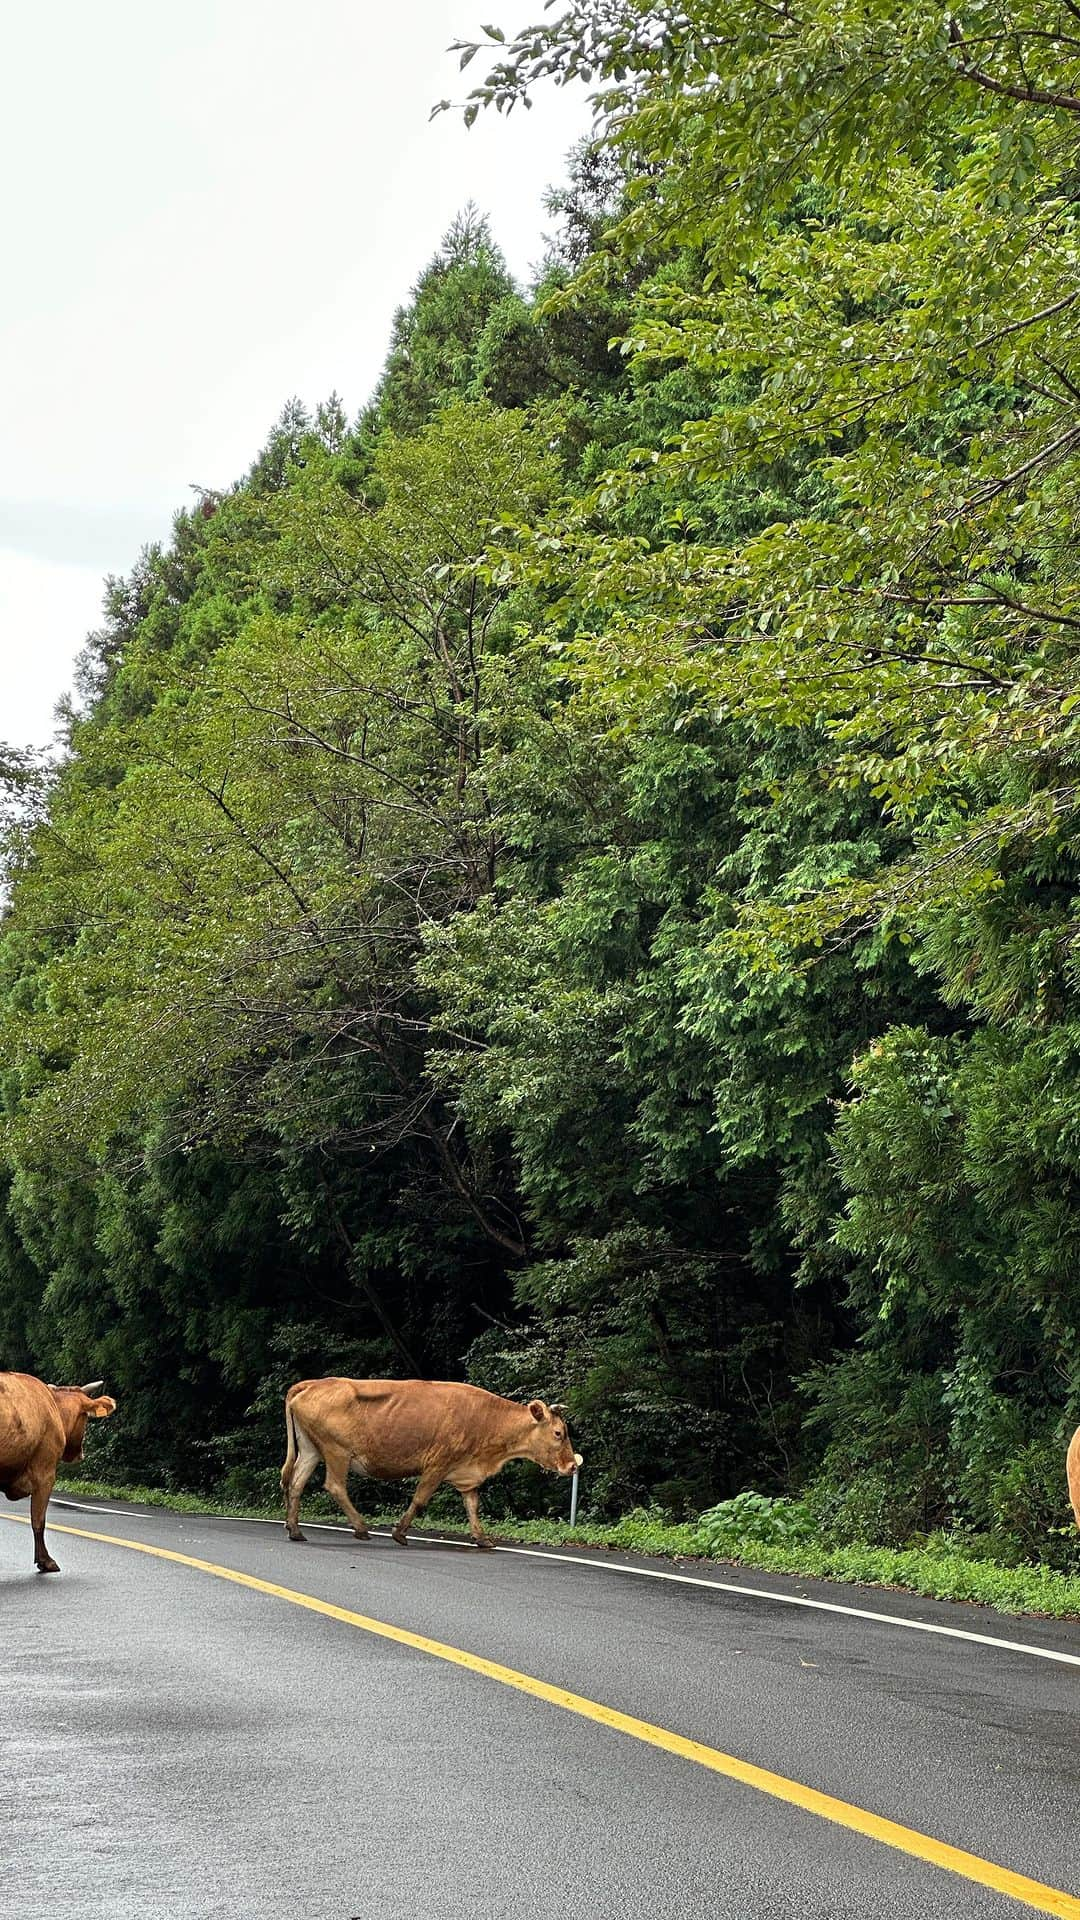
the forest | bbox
[3,0,1080,1570]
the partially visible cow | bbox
[281,1377,582,1550]
[1069,1424,1080,1531]
[0,1373,116,1573]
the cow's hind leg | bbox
[31,1469,59,1574]
[461,1487,494,1551]
[321,1444,369,1540]
[392,1467,442,1546]
[283,1422,322,1542]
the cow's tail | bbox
[280,1392,299,1495]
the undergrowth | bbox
[53,1476,1080,1622]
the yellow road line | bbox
[6,1512,1080,1918]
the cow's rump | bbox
[0,1373,66,1486]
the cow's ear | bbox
[88,1396,116,1419]
[528,1400,546,1422]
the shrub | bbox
[803,1466,925,1548]
[697,1490,815,1553]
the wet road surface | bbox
[3,1497,1079,1919]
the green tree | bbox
[366,207,518,438]
[444,0,1080,1533]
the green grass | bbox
[52,1475,1080,1621]
[56,1476,284,1520]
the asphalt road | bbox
[3,1498,1080,1920]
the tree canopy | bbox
[3,16,1080,1556]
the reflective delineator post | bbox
[569,1466,579,1528]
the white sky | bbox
[0,1,586,753]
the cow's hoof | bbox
[36,1559,60,1574]
[287,1530,306,1544]
[391,1528,409,1547]
[473,1538,495,1552]
[353,1528,370,1541]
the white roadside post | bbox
[569,1465,580,1527]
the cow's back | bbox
[287,1377,515,1479]
[0,1373,64,1483]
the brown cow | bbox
[1068,1424,1080,1531]
[0,1373,116,1573]
[281,1377,581,1550]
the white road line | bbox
[50,1495,1080,1671]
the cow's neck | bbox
[49,1390,86,1445]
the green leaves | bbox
[6,6,1080,1538]
[698,1491,816,1552]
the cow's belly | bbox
[445,1457,496,1491]
[349,1449,480,1486]
[349,1453,412,1481]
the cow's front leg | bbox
[30,1472,59,1574]
[392,1468,442,1546]
[461,1487,494,1551]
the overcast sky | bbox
[1,1,586,754]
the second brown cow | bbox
[0,1372,116,1573]
[281,1376,581,1549]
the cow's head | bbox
[48,1383,117,1462]
[525,1399,582,1476]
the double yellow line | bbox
[7,1514,1080,1918]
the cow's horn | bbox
[80,1379,105,1396]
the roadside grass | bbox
[53,1475,1080,1622]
